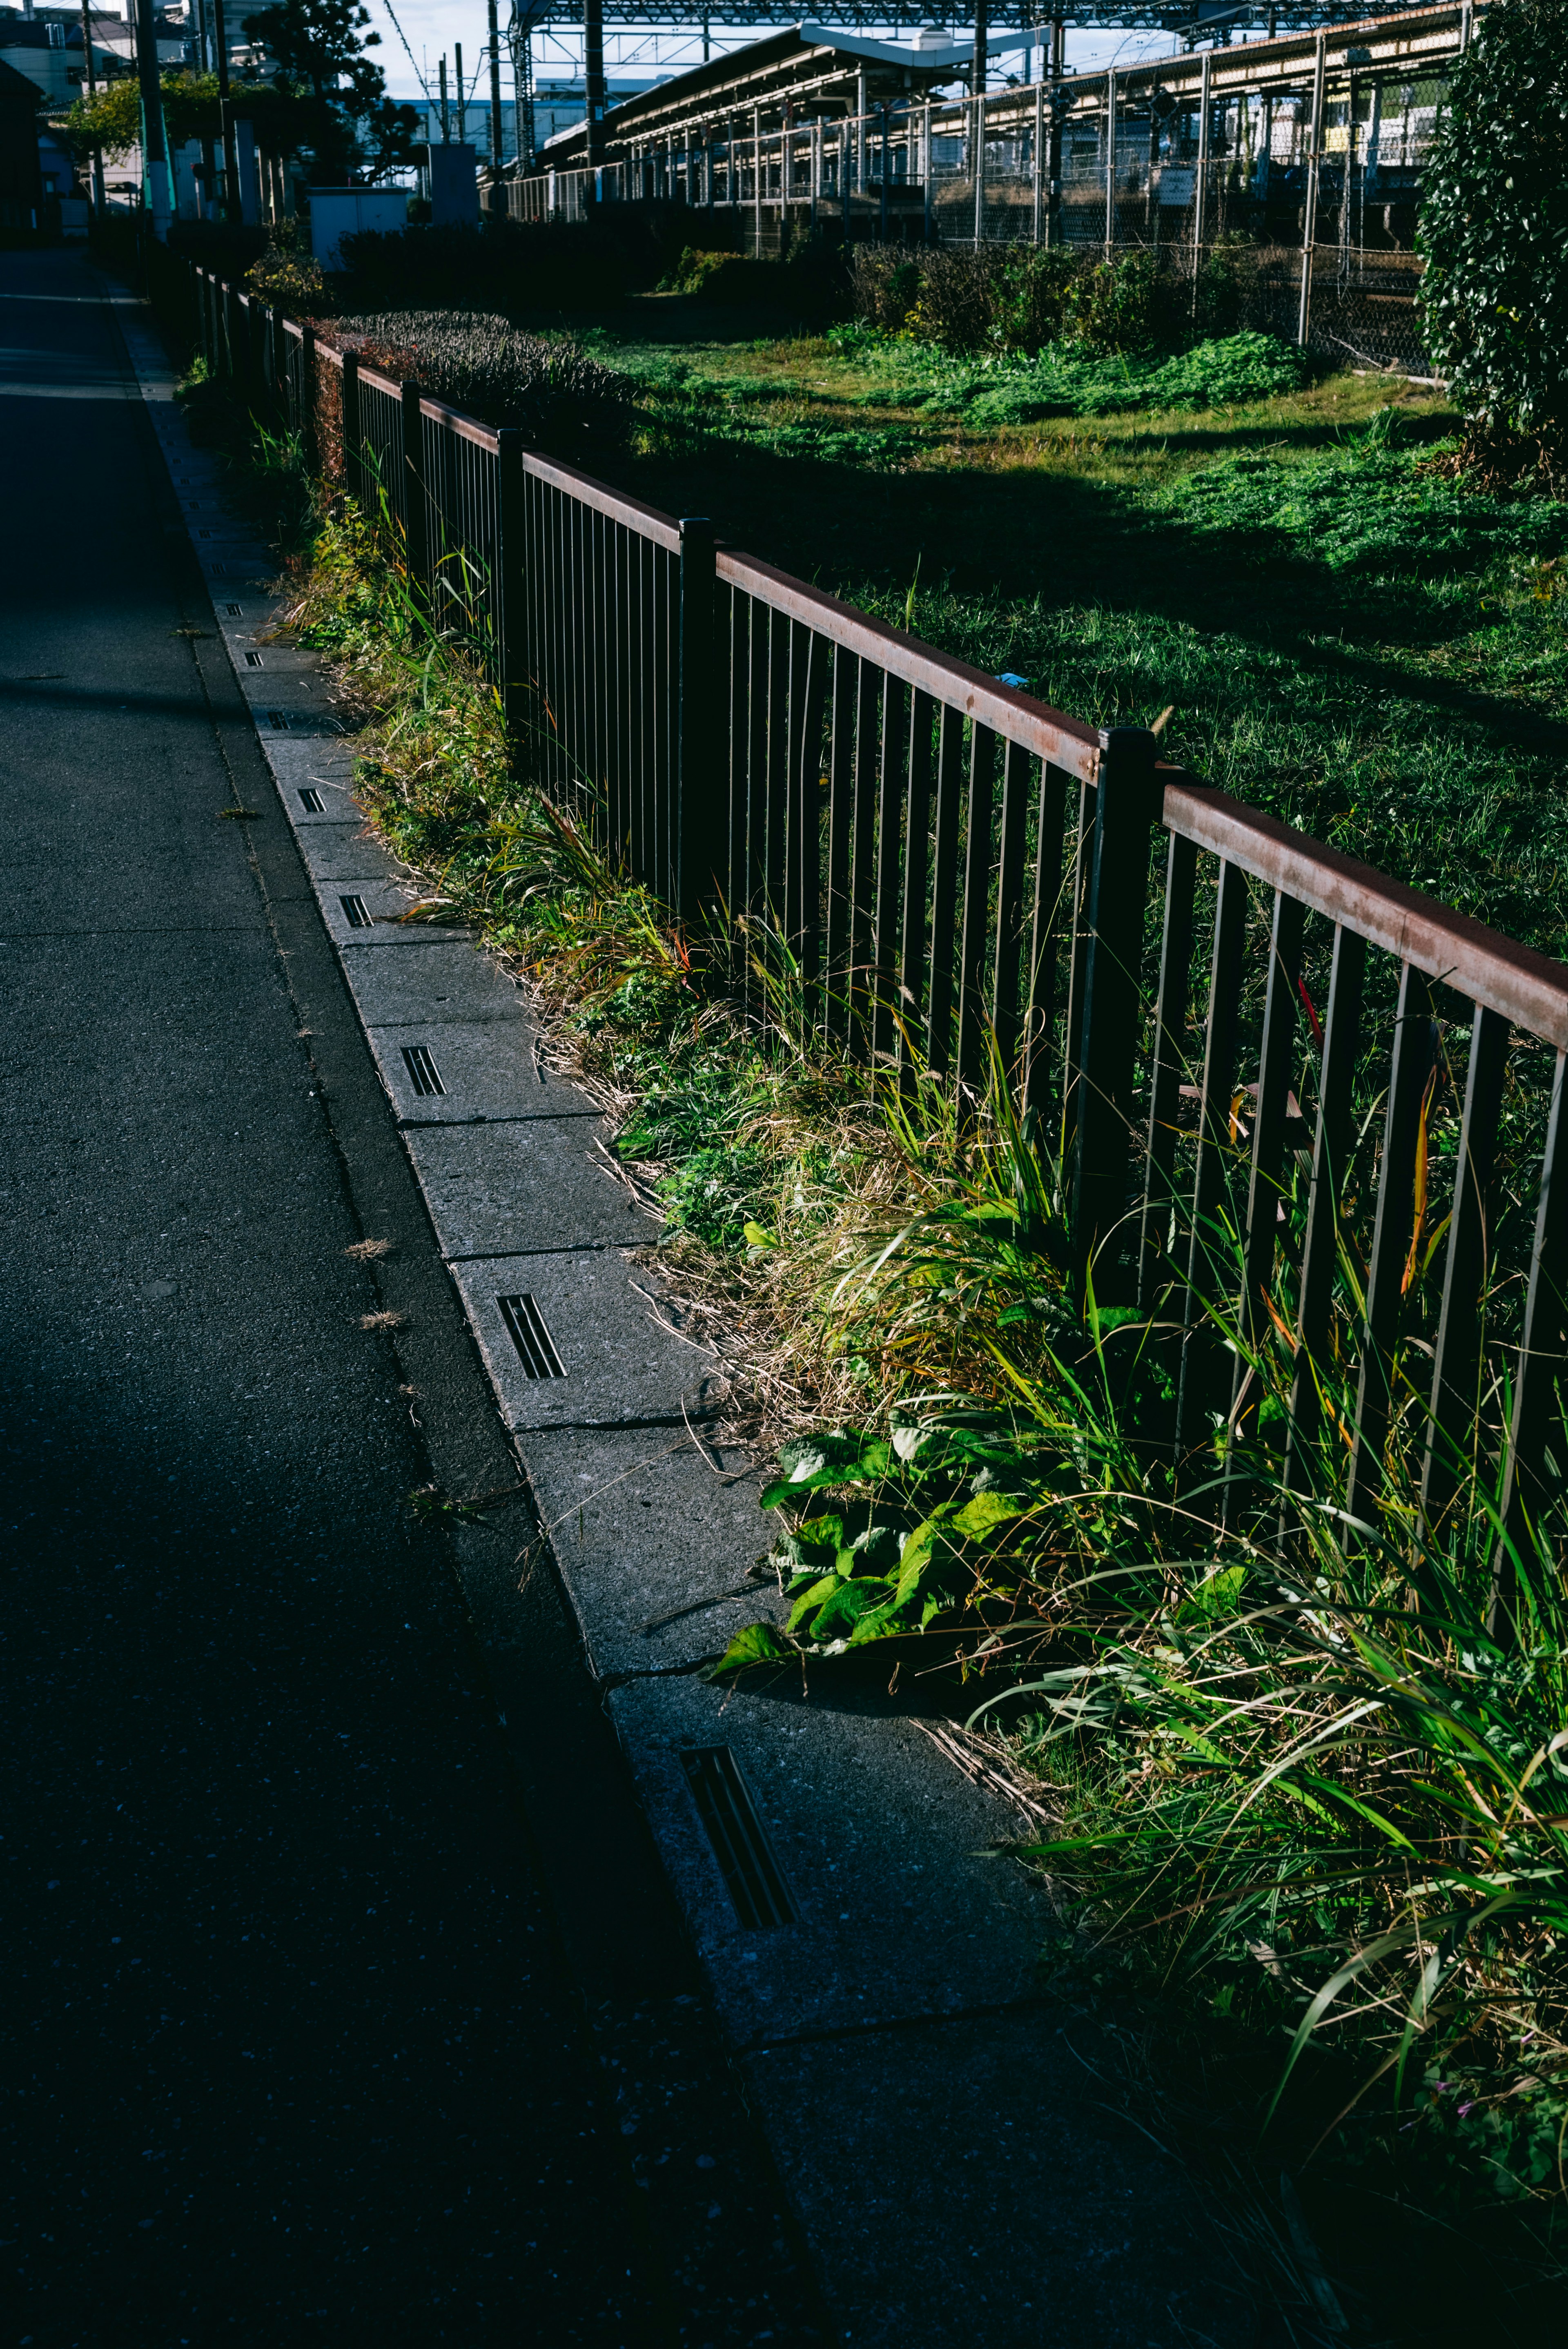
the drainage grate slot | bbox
[339,894,372,930]
[497,1293,566,1380]
[298,787,325,814]
[197,528,212,539]
[267,711,289,731]
[681,1747,796,1930]
[225,602,242,617]
[401,1043,445,1098]
[245,651,263,668]
[208,564,226,576]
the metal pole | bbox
[923,100,933,243]
[1047,20,1064,247]
[455,41,466,142]
[80,0,106,214]
[1192,50,1210,307]
[439,55,450,141]
[583,0,605,171]
[1032,80,1043,243]
[879,105,889,243]
[134,0,173,237]
[753,104,762,255]
[1296,30,1325,346]
[1103,68,1116,259]
[212,0,238,223]
[972,90,984,246]
[487,0,504,167]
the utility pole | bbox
[584,0,606,172]
[488,0,504,168]
[439,54,449,141]
[455,41,465,142]
[80,0,107,214]
[134,0,173,234]
[212,0,239,223]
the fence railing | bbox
[183,255,1568,1582]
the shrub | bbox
[1062,250,1184,354]
[245,221,329,313]
[1418,0,1568,482]
[990,244,1082,350]
[329,310,634,452]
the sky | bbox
[365,6,1194,108]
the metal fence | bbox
[183,254,1568,1575]
[493,12,1465,372]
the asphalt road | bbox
[0,246,666,2348]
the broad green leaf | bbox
[950,1490,1027,1540]
[710,1621,794,1676]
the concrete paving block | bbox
[362,1018,576,1125]
[606,1676,1051,2050]
[522,1425,784,1676]
[292,822,409,887]
[741,2009,1253,2349]
[316,880,472,948]
[446,1249,727,1432]
[403,1117,644,1257]
[332,937,532,1027]
[259,746,361,829]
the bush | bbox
[658,239,846,319]
[1418,0,1568,481]
[1062,250,1184,354]
[329,310,634,452]
[849,242,1194,356]
[245,220,328,313]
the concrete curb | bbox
[116,290,1256,2347]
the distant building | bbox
[401,82,666,173]
[0,51,42,227]
[0,5,188,103]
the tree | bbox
[1417,0,1568,472]
[240,0,418,182]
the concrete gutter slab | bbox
[256,736,360,819]
[330,938,534,1027]
[519,1424,784,1676]
[361,1019,577,1125]
[446,1249,728,1432]
[317,883,472,947]
[403,1119,645,1257]
[607,1676,1050,2049]
[292,823,410,886]
[741,2010,1252,2348]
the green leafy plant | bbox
[326,311,633,450]
[1418,0,1568,482]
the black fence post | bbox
[271,305,287,421]
[341,350,362,509]
[300,324,318,472]
[495,426,528,780]
[1070,724,1160,1309]
[400,379,428,615]
[677,514,718,925]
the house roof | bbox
[0,55,43,103]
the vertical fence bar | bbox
[1283,923,1368,1507]
[1174,858,1248,1447]
[1137,832,1198,1309]
[727,588,751,973]
[400,381,428,615]
[495,426,526,780]
[872,681,906,1061]
[1228,890,1305,1457]
[1494,1049,1568,1629]
[340,350,361,507]
[791,628,830,1008]
[677,515,717,921]
[1343,963,1437,1525]
[1069,727,1158,1304]
[955,723,998,1108]
[848,660,880,1054]
[898,690,935,1083]
[1420,1003,1510,1525]
[925,706,965,1079]
[991,740,1032,1091]
[825,646,856,1045]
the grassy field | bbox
[556,295,1568,959]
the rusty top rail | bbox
[510,448,682,552]
[1165,778,1568,1051]
[718,549,1104,782]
